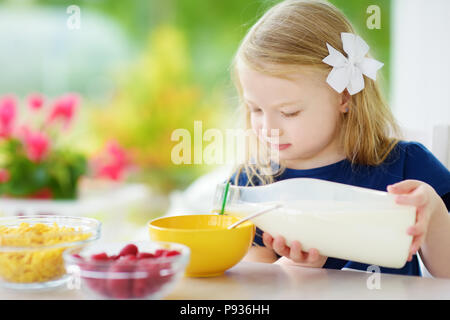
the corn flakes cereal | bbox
[0,222,91,283]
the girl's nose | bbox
[263,128,282,138]
[261,118,283,140]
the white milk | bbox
[224,201,416,269]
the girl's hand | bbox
[262,232,327,268]
[387,180,441,262]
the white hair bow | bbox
[322,33,384,95]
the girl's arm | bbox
[388,180,450,278]
[418,198,450,278]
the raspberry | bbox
[121,254,137,261]
[118,244,139,257]
[165,250,181,257]
[137,252,155,259]
[154,249,168,258]
[91,252,109,261]
[80,261,109,296]
[133,260,164,298]
[106,259,135,299]
[133,260,153,298]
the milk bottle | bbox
[211,178,416,269]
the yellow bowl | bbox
[148,214,255,277]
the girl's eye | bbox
[281,111,300,118]
[250,108,262,113]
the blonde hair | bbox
[229,0,401,186]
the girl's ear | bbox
[339,89,351,113]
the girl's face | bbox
[237,60,349,169]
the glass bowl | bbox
[63,241,190,300]
[0,215,101,290]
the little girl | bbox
[227,0,450,278]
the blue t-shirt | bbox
[228,141,450,277]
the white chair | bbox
[431,125,450,169]
[401,124,450,169]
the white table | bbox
[1,261,449,300]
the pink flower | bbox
[0,95,17,138]
[27,93,44,110]
[47,93,80,129]
[106,140,129,168]
[98,163,123,181]
[0,169,10,183]
[91,140,131,181]
[23,130,50,163]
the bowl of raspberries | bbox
[63,241,190,299]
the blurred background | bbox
[0,0,448,240]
